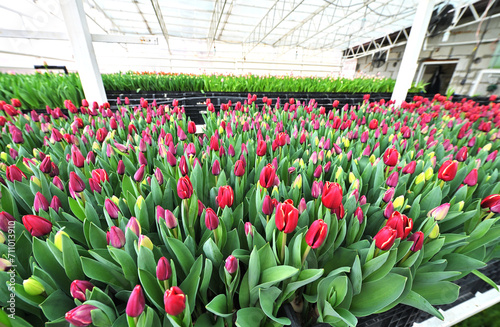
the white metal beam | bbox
[391,0,435,105]
[150,0,172,55]
[207,0,228,51]
[59,0,107,104]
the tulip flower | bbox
[311,181,323,199]
[298,198,307,214]
[217,185,234,209]
[228,144,236,157]
[0,211,15,233]
[402,161,416,174]
[0,258,12,272]
[275,201,299,233]
[23,277,45,296]
[256,140,267,156]
[225,255,238,274]
[210,135,219,151]
[259,164,276,188]
[386,171,399,187]
[313,165,323,178]
[383,148,399,166]
[438,160,458,182]
[91,169,109,183]
[386,211,413,239]
[65,304,98,327]
[105,199,120,219]
[33,192,50,212]
[408,231,424,252]
[126,285,146,317]
[234,160,245,177]
[368,119,378,129]
[355,207,364,224]
[187,121,197,134]
[69,172,86,193]
[332,203,345,220]
[374,226,397,251]
[164,286,186,316]
[212,159,221,176]
[126,217,141,237]
[305,219,328,249]
[134,164,146,182]
[138,235,154,250]
[177,176,193,199]
[244,222,253,236]
[40,156,52,174]
[165,209,178,229]
[262,195,275,215]
[71,147,85,168]
[205,208,219,230]
[481,194,500,212]
[456,146,468,162]
[117,160,125,175]
[70,280,94,301]
[382,187,395,203]
[22,215,52,237]
[463,169,478,186]
[321,182,343,210]
[6,165,26,182]
[107,226,126,248]
[179,156,188,176]
[166,151,177,167]
[155,168,164,185]
[157,257,172,281]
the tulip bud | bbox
[225,255,238,274]
[164,286,186,316]
[69,172,85,193]
[117,160,125,175]
[384,201,394,218]
[126,285,146,317]
[212,159,221,176]
[298,198,307,214]
[373,226,397,251]
[438,160,458,182]
[262,195,275,215]
[106,226,126,248]
[205,208,219,230]
[157,257,172,281]
[22,215,52,237]
[65,304,98,326]
[407,231,424,251]
[105,199,120,219]
[177,176,193,199]
[386,171,399,187]
[54,230,69,252]
[428,203,450,221]
[126,217,141,237]
[70,280,94,301]
[322,182,343,210]
[393,196,404,209]
[275,202,299,233]
[244,222,253,236]
[415,172,426,185]
[463,169,478,186]
[429,224,440,239]
[305,219,328,249]
[217,185,234,209]
[0,258,12,272]
[138,235,154,250]
[355,207,364,224]
[383,187,395,203]
[23,277,45,296]
[134,164,146,182]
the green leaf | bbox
[39,290,75,321]
[257,265,299,289]
[235,308,266,327]
[166,237,195,276]
[138,269,164,312]
[443,253,486,272]
[284,269,324,295]
[108,246,138,287]
[259,287,291,325]
[81,257,129,289]
[401,290,444,319]
[420,187,442,212]
[206,294,233,317]
[350,273,407,316]
[180,256,203,314]
[413,281,459,305]
[61,235,85,280]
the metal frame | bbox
[207,0,228,51]
[150,0,172,54]
[242,0,305,57]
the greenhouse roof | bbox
[2,0,483,55]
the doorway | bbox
[415,60,458,95]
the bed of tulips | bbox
[0,93,500,327]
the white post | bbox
[391,0,435,105]
[59,0,107,104]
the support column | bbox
[391,0,435,105]
[59,0,107,104]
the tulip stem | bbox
[213,229,219,246]
[374,248,380,257]
[484,212,495,221]
[301,246,311,266]
[281,232,287,264]
[163,280,169,291]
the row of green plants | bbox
[0,94,499,327]
[0,72,428,110]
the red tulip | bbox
[205,208,219,230]
[305,219,328,249]
[126,217,141,237]
[234,160,245,176]
[383,187,395,203]
[187,121,197,134]
[71,146,85,168]
[259,164,276,188]
[6,165,26,182]
[355,207,364,224]
[34,192,49,212]
[438,160,458,182]
[92,169,109,183]
[386,171,399,187]
[22,215,52,237]
[373,226,397,251]
[225,255,238,274]
[368,119,378,130]
[481,194,500,212]
[157,257,172,281]
[11,98,22,107]
[210,135,219,151]
[331,203,345,220]
[276,132,287,147]
[39,156,52,174]
[69,172,86,192]
[106,226,125,248]
[88,178,102,193]
[179,156,188,176]
[321,182,343,210]
[70,280,94,302]
[456,146,468,162]
[262,195,275,215]
[245,222,253,236]
[217,185,234,209]
[134,164,146,182]
[313,165,323,179]
[383,148,399,166]
[65,304,98,327]
[408,231,424,252]
[275,202,299,233]
[126,285,145,317]
[164,286,186,316]
[386,211,413,239]
[402,161,416,174]
[177,176,193,199]
[463,169,478,186]
[211,159,221,176]
[104,199,120,219]
[256,140,267,157]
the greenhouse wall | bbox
[356,14,500,96]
